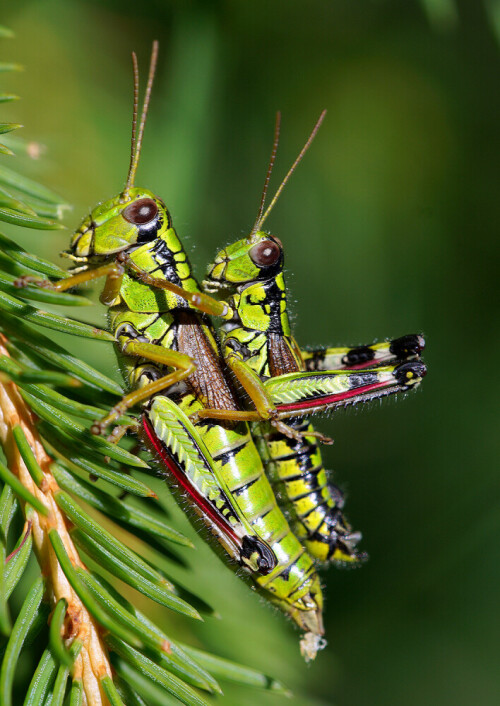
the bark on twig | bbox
[0,338,113,706]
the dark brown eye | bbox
[249,239,281,267]
[123,198,158,225]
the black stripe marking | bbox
[276,466,323,483]
[232,476,260,496]
[343,346,375,366]
[289,483,329,503]
[266,439,319,460]
[211,441,248,466]
[301,499,334,520]
[255,507,273,521]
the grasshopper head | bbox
[205,111,325,292]
[64,187,170,268]
[204,230,284,291]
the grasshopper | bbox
[172,112,427,564]
[15,44,338,660]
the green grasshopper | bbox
[16,44,336,660]
[171,112,427,564]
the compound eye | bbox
[123,198,158,225]
[249,239,281,267]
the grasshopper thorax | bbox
[64,187,170,267]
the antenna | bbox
[249,111,281,241]
[122,51,139,201]
[121,40,159,201]
[257,109,326,232]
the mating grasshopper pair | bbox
[16,43,426,659]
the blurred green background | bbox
[2,1,499,704]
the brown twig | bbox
[0,337,113,706]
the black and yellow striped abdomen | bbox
[253,418,362,564]
[224,324,363,565]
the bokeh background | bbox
[2,1,499,704]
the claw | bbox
[271,419,303,441]
[93,402,128,436]
[305,429,333,445]
[271,419,332,445]
[14,275,54,289]
[106,423,135,445]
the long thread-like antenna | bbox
[122,52,140,202]
[121,40,159,201]
[256,109,326,232]
[249,111,281,241]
